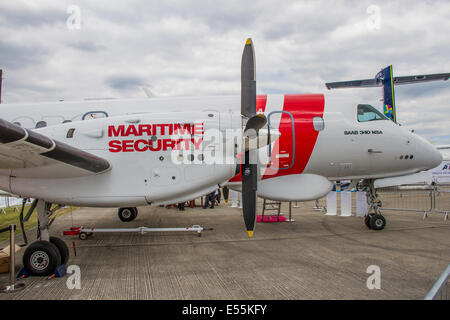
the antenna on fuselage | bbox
[325,67,450,123]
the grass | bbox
[0,205,78,243]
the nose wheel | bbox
[363,179,387,231]
[365,213,387,230]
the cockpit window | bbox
[357,104,388,122]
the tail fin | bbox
[325,67,450,124]
[375,66,396,122]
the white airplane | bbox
[0,39,445,276]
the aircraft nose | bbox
[429,146,443,169]
[414,135,443,171]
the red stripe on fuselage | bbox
[263,94,324,178]
[256,95,267,114]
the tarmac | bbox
[0,199,449,300]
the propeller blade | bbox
[241,38,258,238]
[241,38,256,118]
[242,150,257,238]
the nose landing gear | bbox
[363,179,387,231]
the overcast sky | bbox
[0,0,449,143]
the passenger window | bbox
[313,117,325,131]
[82,111,108,120]
[357,104,388,122]
[35,121,47,128]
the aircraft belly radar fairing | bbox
[0,40,446,276]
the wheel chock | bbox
[17,264,67,279]
[51,264,67,278]
[16,267,29,279]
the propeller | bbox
[241,38,266,238]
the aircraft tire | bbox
[23,240,62,276]
[118,207,137,222]
[369,214,386,231]
[50,236,70,265]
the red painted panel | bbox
[263,94,325,178]
[229,94,324,183]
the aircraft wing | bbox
[0,118,111,178]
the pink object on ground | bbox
[257,215,286,223]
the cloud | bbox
[105,74,146,91]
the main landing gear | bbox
[118,207,138,222]
[363,179,387,231]
[22,200,69,276]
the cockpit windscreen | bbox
[357,104,389,122]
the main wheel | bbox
[118,207,137,222]
[370,214,386,231]
[23,241,62,276]
[50,236,70,265]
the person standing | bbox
[203,190,216,209]
[215,189,221,204]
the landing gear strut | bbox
[22,200,69,276]
[363,179,387,231]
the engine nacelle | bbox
[257,173,332,201]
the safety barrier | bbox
[434,178,450,220]
[377,185,434,218]
[377,181,449,220]
[424,264,450,300]
[0,196,23,214]
[0,196,31,214]
[316,180,450,219]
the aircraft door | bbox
[266,111,295,173]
